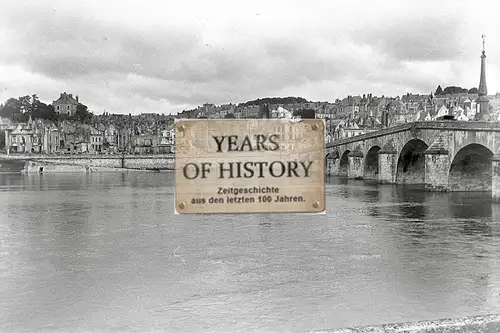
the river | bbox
[1,172,500,332]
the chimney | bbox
[76,95,79,102]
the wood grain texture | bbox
[175,119,325,214]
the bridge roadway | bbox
[324,121,500,200]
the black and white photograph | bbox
[1,0,500,332]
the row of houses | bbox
[1,116,176,155]
[175,92,500,146]
[178,93,500,122]
[3,89,500,154]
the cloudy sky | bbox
[0,0,498,115]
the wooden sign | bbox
[174,119,325,214]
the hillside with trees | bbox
[435,85,478,96]
[238,96,309,107]
[0,94,93,123]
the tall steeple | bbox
[476,34,490,120]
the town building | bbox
[271,106,293,119]
[53,92,79,116]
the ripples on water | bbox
[1,173,500,332]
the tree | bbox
[0,103,19,118]
[0,95,61,122]
[224,113,236,119]
[468,87,478,94]
[441,86,468,95]
[293,109,316,119]
[239,96,309,107]
[259,104,270,118]
[18,95,31,113]
[74,104,93,123]
[31,94,39,112]
[0,129,5,148]
[31,102,59,122]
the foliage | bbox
[31,103,59,122]
[74,104,93,123]
[0,94,94,124]
[223,113,236,119]
[258,104,271,118]
[442,86,468,95]
[293,109,316,119]
[239,96,309,107]
[0,99,20,118]
[0,94,61,123]
[435,86,478,96]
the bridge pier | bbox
[424,153,450,191]
[347,150,363,179]
[325,151,339,176]
[330,158,340,176]
[492,154,500,202]
[424,136,450,191]
[377,142,397,184]
[325,157,334,176]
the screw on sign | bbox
[175,119,326,214]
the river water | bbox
[1,172,500,332]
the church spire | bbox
[476,34,490,120]
[478,34,488,96]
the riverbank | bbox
[0,153,175,173]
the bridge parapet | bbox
[327,121,500,148]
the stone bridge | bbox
[324,121,500,200]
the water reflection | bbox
[2,173,500,332]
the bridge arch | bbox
[339,150,350,177]
[364,145,381,180]
[396,139,429,184]
[448,144,493,191]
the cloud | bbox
[0,0,498,114]
[351,17,466,62]
[0,7,203,81]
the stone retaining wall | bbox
[0,154,176,172]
